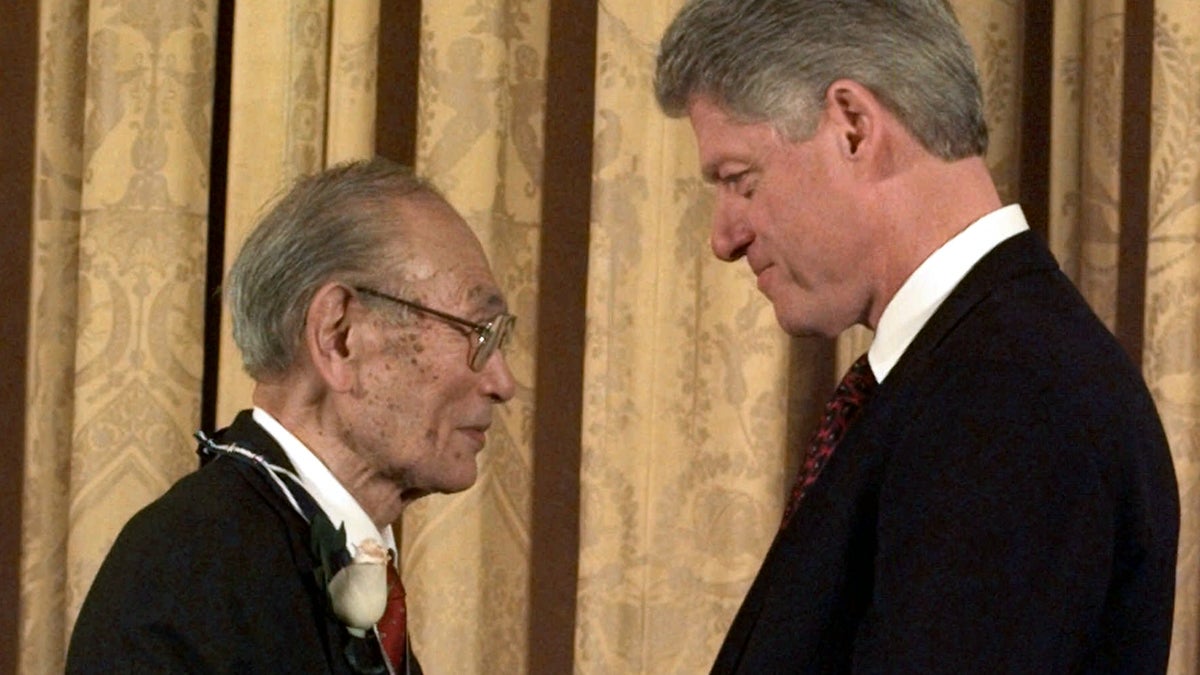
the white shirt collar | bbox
[252,407,396,556]
[868,204,1029,382]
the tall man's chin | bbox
[774,306,853,340]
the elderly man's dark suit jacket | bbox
[712,231,1179,674]
[67,410,422,675]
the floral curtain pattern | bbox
[404,1,547,672]
[1148,2,1200,669]
[21,3,89,671]
[17,1,1200,673]
[21,2,218,673]
[575,1,793,672]
[215,0,335,422]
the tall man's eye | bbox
[723,170,756,198]
[720,170,746,186]
[724,170,753,196]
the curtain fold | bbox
[404,2,547,672]
[576,2,793,671]
[1150,2,1200,670]
[17,1,1200,673]
[954,0,1023,206]
[1048,0,1087,282]
[326,0,381,165]
[21,2,218,672]
[20,4,88,672]
[215,0,333,424]
[1072,0,1129,329]
[65,0,215,615]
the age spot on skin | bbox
[465,284,490,303]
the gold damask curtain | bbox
[18,1,1200,674]
[402,3,545,672]
[577,5,793,671]
[21,3,217,673]
[1141,3,1200,665]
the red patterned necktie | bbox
[377,557,407,670]
[781,353,877,528]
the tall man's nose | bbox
[710,195,752,262]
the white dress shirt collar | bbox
[868,204,1030,382]
[252,407,396,555]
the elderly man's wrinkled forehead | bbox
[383,194,497,293]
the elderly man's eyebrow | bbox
[470,287,509,315]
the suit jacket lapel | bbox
[201,410,403,673]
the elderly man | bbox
[656,1,1178,672]
[67,158,516,674]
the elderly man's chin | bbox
[394,455,480,498]
[450,464,481,493]
[400,471,478,500]
[433,456,482,495]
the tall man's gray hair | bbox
[655,0,988,160]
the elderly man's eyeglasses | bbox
[354,286,515,372]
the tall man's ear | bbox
[824,79,881,159]
[304,282,359,392]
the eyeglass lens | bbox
[470,314,515,371]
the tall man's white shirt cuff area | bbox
[869,204,1030,383]
[252,407,398,556]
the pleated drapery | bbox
[15,1,1200,673]
[1144,2,1200,663]
[402,3,547,671]
[21,4,217,674]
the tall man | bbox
[67,158,516,673]
[656,1,1179,672]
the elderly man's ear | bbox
[304,282,361,393]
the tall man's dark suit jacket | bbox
[712,231,1179,674]
[67,410,423,674]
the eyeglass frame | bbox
[353,286,515,372]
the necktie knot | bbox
[781,353,877,527]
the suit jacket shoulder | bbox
[66,410,398,674]
[854,231,1178,672]
[713,232,1179,674]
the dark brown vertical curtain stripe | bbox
[530,1,598,672]
[202,0,237,433]
[375,0,422,167]
[0,3,37,670]
[786,339,838,490]
[1116,0,1155,366]
[1019,0,1054,242]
